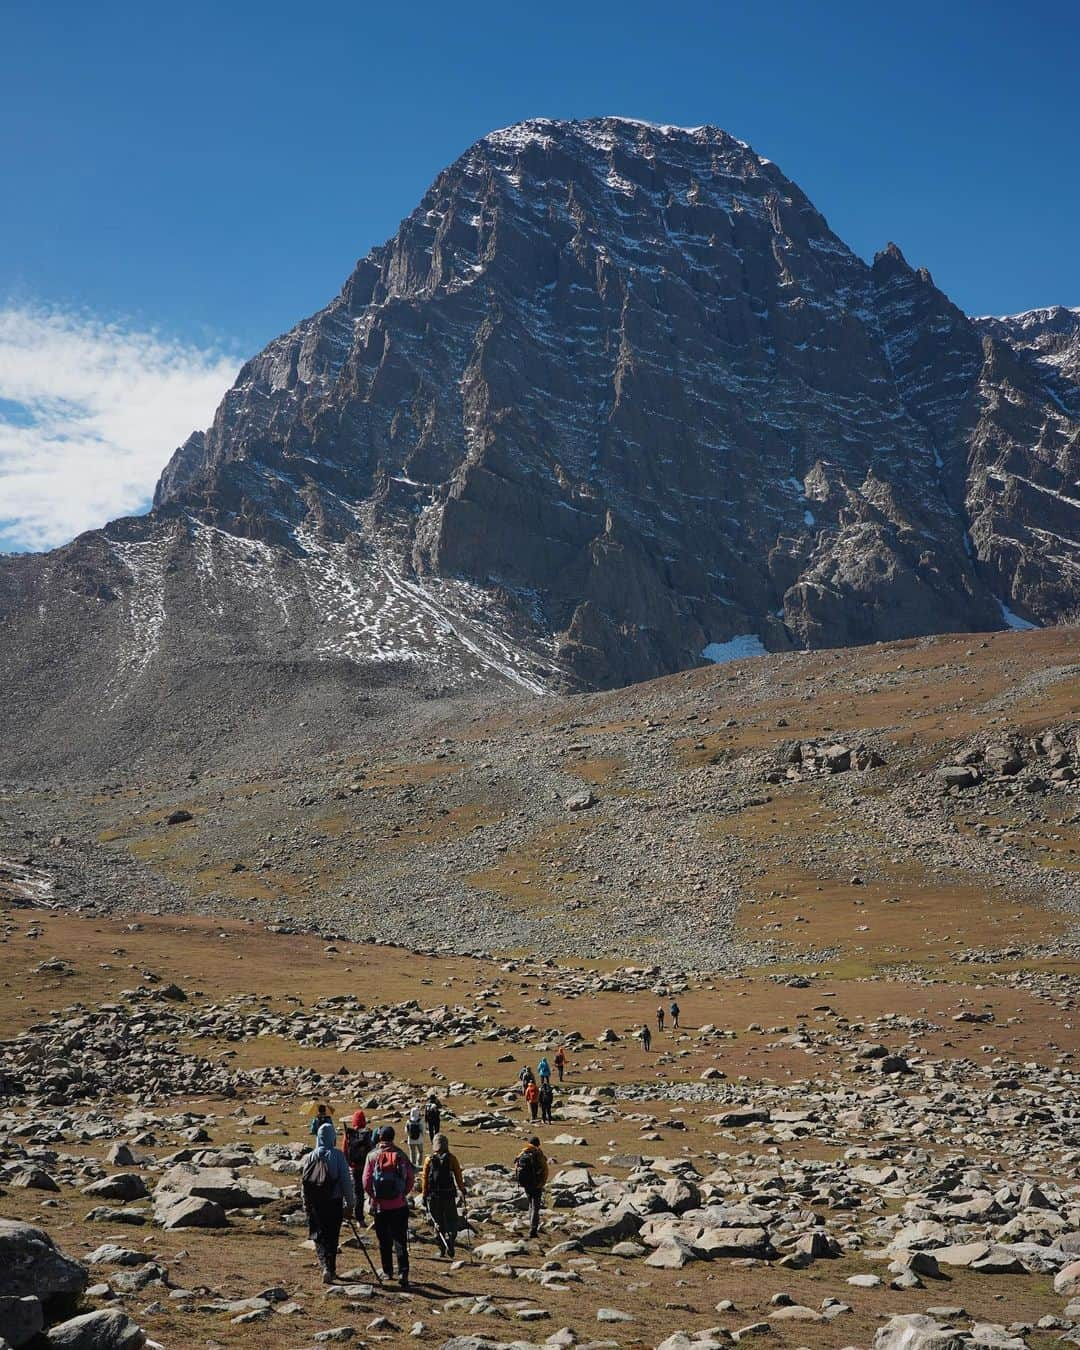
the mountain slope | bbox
[2,118,1078,775]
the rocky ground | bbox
[0,894,1077,1349]
[0,628,1077,1348]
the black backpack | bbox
[515,1148,541,1191]
[426,1150,454,1195]
[407,1116,422,1141]
[425,1103,441,1129]
[345,1126,372,1166]
[302,1151,335,1199]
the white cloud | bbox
[0,304,238,552]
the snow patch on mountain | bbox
[702,635,768,664]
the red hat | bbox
[352,1109,366,1128]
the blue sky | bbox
[1,0,1077,550]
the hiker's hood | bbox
[316,1121,337,1152]
[410,1107,420,1120]
[352,1110,366,1128]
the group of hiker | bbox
[517,1053,559,1123]
[639,999,681,1051]
[301,1099,549,1287]
[299,1017,682,1285]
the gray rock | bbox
[158,1196,227,1229]
[82,1174,149,1203]
[45,1310,146,1350]
[0,1220,87,1308]
[873,1315,969,1350]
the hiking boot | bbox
[322,1269,336,1285]
[399,1273,410,1290]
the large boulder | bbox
[0,1295,44,1349]
[158,1195,227,1230]
[576,1203,644,1247]
[659,1177,701,1215]
[873,1314,969,1350]
[1055,1260,1080,1296]
[82,1173,149,1203]
[45,1310,146,1349]
[0,1220,87,1310]
[693,1226,774,1259]
[153,1163,278,1211]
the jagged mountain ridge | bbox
[2,117,1078,774]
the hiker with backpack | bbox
[362,1125,415,1288]
[554,1047,566,1082]
[524,1077,540,1121]
[670,999,680,1029]
[640,1024,652,1052]
[309,1102,332,1136]
[518,1065,535,1094]
[300,1120,355,1284]
[539,1077,554,1124]
[657,1005,665,1032]
[424,1095,441,1143]
[343,1110,373,1226]
[421,1132,466,1257]
[514,1135,549,1239]
[405,1106,425,1166]
[537,1055,551,1085]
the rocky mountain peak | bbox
[2,117,1077,773]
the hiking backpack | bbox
[406,1116,422,1141]
[426,1150,454,1195]
[301,1151,335,1198]
[372,1147,407,1201]
[514,1148,540,1191]
[344,1126,371,1167]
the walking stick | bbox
[346,1216,384,1284]
[423,1202,473,1264]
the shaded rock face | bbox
[0,1219,88,1311]
[2,118,1077,771]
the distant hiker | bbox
[514,1135,549,1238]
[554,1047,566,1082]
[657,1006,665,1032]
[300,1120,355,1283]
[343,1109,373,1225]
[405,1106,425,1166]
[670,1000,680,1030]
[309,1102,332,1136]
[539,1077,554,1124]
[641,1024,652,1052]
[525,1078,540,1121]
[518,1065,535,1093]
[363,1125,415,1288]
[421,1132,466,1258]
[424,1095,441,1143]
[537,1055,551,1085]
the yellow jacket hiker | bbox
[514,1136,549,1238]
[421,1134,466,1257]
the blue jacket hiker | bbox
[301,1121,356,1283]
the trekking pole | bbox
[458,1204,477,1264]
[347,1216,384,1284]
[423,1204,451,1253]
